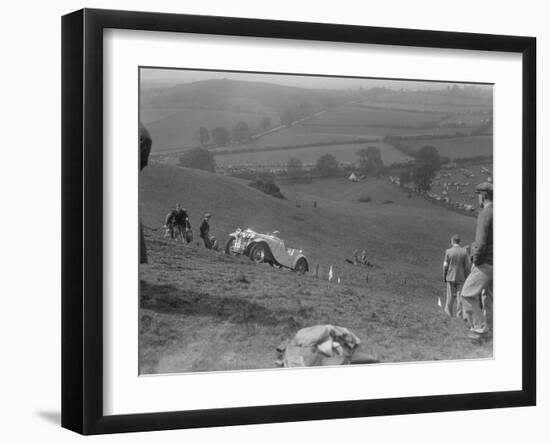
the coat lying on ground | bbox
[276,324,379,367]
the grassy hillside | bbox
[140,163,490,373]
[390,135,493,160]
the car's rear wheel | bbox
[224,237,237,255]
[250,243,269,264]
[294,258,308,274]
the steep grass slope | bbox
[139,163,490,373]
[141,163,474,277]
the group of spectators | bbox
[164,205,217,249]
[442,182,493,341]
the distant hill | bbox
[140,79,356,151]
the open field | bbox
[353,99,492,114]
[306,106,446,127]
[214,141,411,168]
[437,113,492,127]
[375,90,492,107]
[139,163,491,374]
[388,135,493,160]
[141,78,357,152]
[144,108,270,151]
[300,124,468,137]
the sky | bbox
[140,67,492,92]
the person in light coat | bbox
[442,234,471,318]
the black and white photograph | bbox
[138,68,494,375]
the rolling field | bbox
[375,90,492,107]
[214,141,411,167]
[353,100,491,114]
[220,124,367,151]
[141,78,355,152]
[139,163,491,374]
[142,79,493,161]
[300,124,467,137]
[145,108,271,151]
[306,106,446,127]
[437,113,492,127]
[389,135,493,160]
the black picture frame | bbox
[62,8,536,435]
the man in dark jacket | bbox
[460,182,493,338]
[164,207,177,239]
[200,213,213,248]
[139,122,152,264]
[172,205,191,242]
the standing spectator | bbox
[200,213,213,248]
[173,205,191,242]
[442,234,471,317]
[460,182,493,340]
[163,207,177,239]
[139,122,151,264]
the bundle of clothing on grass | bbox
[276,324,379,367]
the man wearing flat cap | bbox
[460,182,493,339]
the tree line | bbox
[181,141,442,195]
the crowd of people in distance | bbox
[163,204,218,250]
[442,182,493,341]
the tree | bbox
[412,146,441,192]
[281,109,295,126]
[232,121,249,143]
[287,157,304,179]
[356,146,384,176]
[412,163,437,192]
[179,147,216,172]
[416,145,441,169]
[261,116,271,132]
[316,154,339,176]
[211,127,230,146]
[198,127,210,145]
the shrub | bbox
[357,195,372,203]
[179,147,216,172]
[315,154,339,176]
[248,179,285,199]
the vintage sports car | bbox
[225,228,309,274]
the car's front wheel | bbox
[224,236,237,255]
[294,258,308,275]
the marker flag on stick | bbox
[328,265,333,282]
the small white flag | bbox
[438,297,442,308]
[328,265,333,282]
[337,277,341,284]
